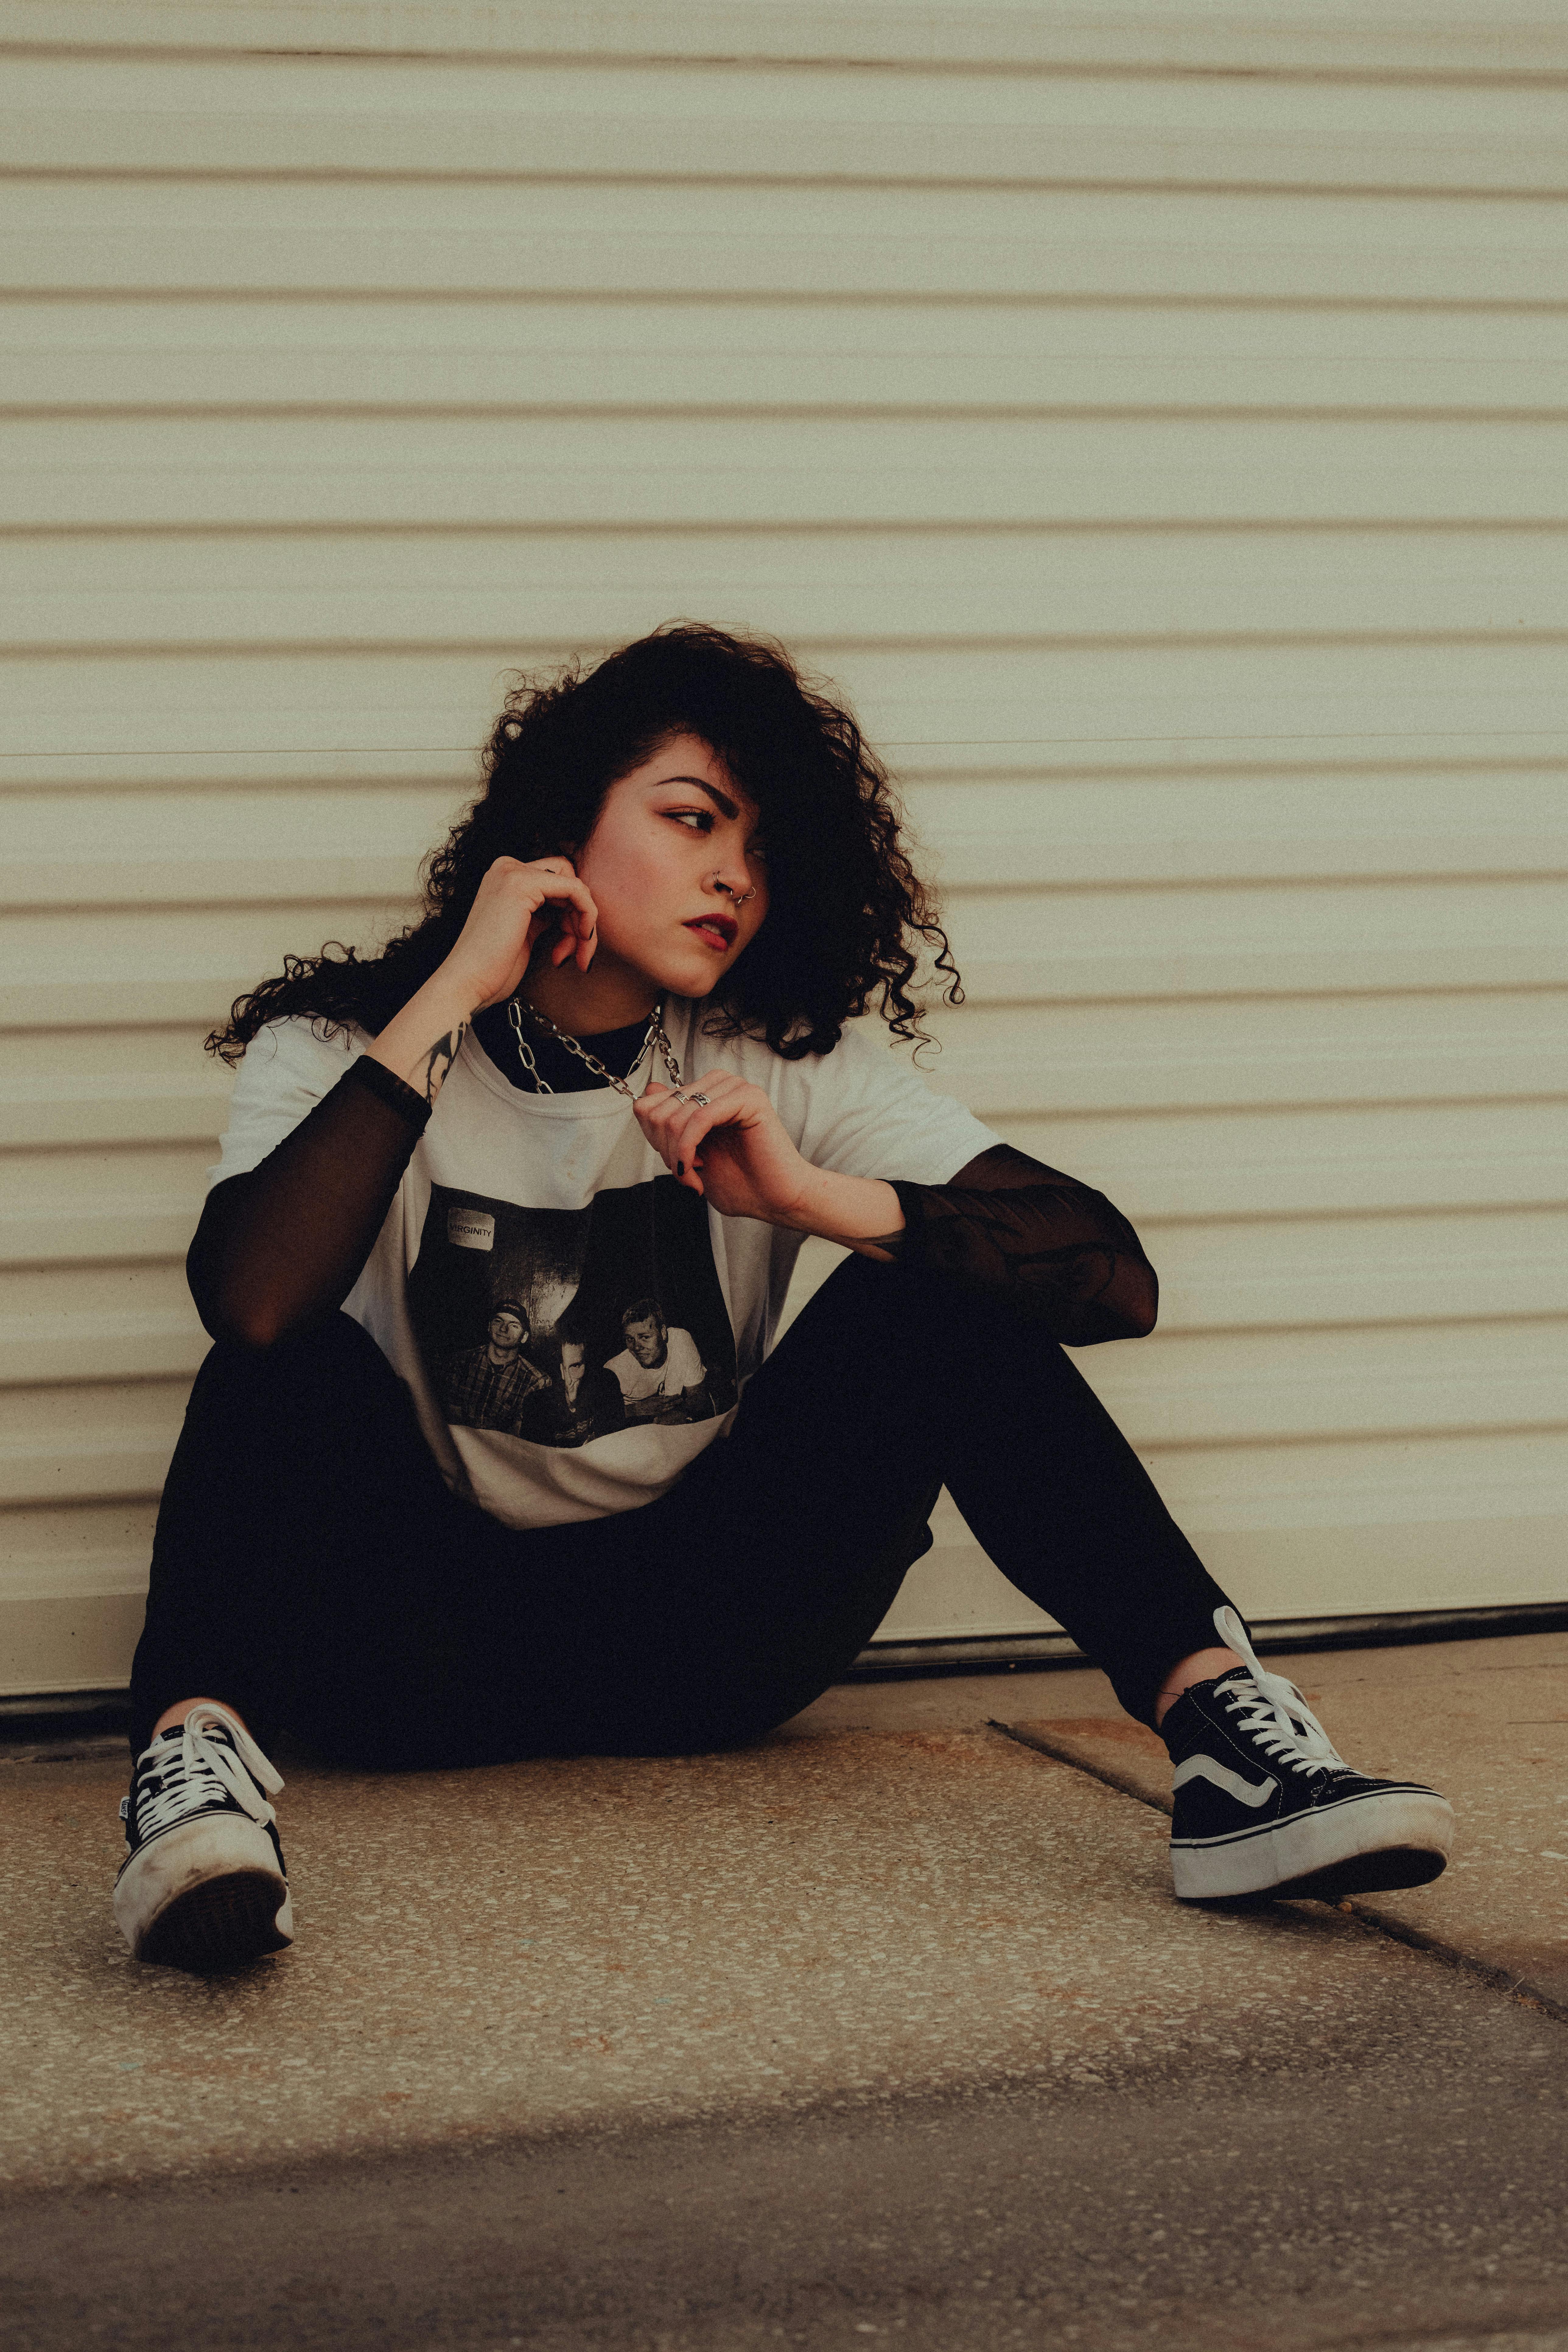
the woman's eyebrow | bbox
[653,773,741,822]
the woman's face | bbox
[572,733,770,1002]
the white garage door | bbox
[3,1,1565,1692]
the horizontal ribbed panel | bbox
[12,420,1568,529]
[7,184,1568,305]
[2,5,1565,1689]
[11,303,1568,414]
[7,2,1567,76]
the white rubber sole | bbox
[114,1814,292,1971]
[1171,1785,1455,1904]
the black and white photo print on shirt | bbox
[405,1178,739,1450]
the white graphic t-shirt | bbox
[207,1000,999,1529]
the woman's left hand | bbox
[635,1074,812,1226]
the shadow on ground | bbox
[6,2014,1568,2352]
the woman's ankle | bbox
[150,1696,249,1741]
[1153,1647,1243,1730]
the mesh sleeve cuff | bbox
[345,1052,433,1132]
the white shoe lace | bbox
[1211,1604,1347,1780]
[132,1703,285,1841]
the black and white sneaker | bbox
[1164,1607,1454,1904]
[114,1703,293,1971]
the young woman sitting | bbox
[114,624,1453,1972]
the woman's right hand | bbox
[440,856,599,1011]
[369,857,597,1108]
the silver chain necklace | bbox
[506,994,684,1098]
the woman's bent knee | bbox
[191,1310,393,1408]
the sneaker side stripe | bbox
[1171,1754,1276,1808]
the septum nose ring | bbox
[712,874,757,906]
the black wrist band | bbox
[345,1053,433,1131]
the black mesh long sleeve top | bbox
[189,1029,1157,1357]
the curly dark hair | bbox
[208,622,961,1065]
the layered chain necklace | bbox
[506,993,684,1098]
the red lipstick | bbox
[684,914,737,950]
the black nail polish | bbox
[677,1162,685,1176]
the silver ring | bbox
[670,1090,689,1104]
[687,1091,710,1108]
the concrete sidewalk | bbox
[3,1632,1568,2349]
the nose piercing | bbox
[710,873,757,906]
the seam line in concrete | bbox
[987,1716,1568,2029]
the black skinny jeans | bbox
[131,1254,1238,1765]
